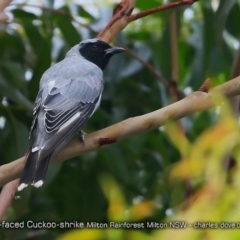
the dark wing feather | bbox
[29,89,43,138]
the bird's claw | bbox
[78,130,86,143]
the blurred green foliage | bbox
[0,0,240,239]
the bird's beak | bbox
[105,46,125,55]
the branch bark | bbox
[0,179,19,220]
[1,75,240,187]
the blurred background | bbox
[1,0,240,239]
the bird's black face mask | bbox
[79,39,124,71]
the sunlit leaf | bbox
[58,229,103,240]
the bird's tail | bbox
[18,149,52,191]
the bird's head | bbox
[79,38,124,71]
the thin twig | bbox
[198,78,212,93]
[170,11,179,84]
[169,8,191,197]
[115,41,169,88]
[169,10,182,102]
[97,0,136,39]
[128,0,199,22]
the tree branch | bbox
[97,0,136,42]
[98,0,198,43]
[0,179,19,220]
[1,75,240,187]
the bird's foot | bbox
[78,130,86,143]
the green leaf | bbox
[78,6,95,20]
[12,8,37,20]
[14,120,30,157]
[135,0,163,10]
[0,73,33,110]
[0,62,26,90]
[226,3,240,37]
[99,147,129,184]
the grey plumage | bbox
[18,39,124,191]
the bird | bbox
[18,38,124,191]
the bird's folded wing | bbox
[30,73,102,137]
